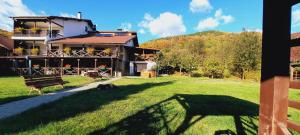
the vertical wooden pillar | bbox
[28,59,32,76]
[77,59,80,75]
[111,58,113,77]
[94,59,97,69]
[60,59,64,76]
[290,66,294,80]
[44,59,47,75]
[259,0,291,134]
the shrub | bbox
[31,48,39,55]
[103,48,112,56]
[223,69,231,78]
[31,27,41,33]
[295,67,300,72]
[86,47,95,55]
[14,27,24,33]
[14,47,24,56]
[244,70,261,81]
[191,72,202,77]
[203,59,224,78]
[64,47,71,55]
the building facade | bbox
[0,12,158,77]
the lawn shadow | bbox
[90,94,259,135]
[0,80,175,134]
[0,80,71,105]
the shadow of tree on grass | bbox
[90,94,259,135]
[0,81,175,134]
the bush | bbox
[191,72,202,77]
[244,70,261,81]
[223,69,231,78]
[203,59,224,78]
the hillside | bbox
[0,29,12,38]
[141,31,239,50]
[141,31,262,80]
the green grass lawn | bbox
[0,76,97,105]
[0,76,299,135]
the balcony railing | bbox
[48,49,118,57]
[13,67,112,77]
[13,29,62,38]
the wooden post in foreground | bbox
[258,0,291,134]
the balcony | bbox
[48,48,118,58]
[14,29,48,37]
[12,29,62,39]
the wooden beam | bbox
[258,0,292,134]
[49,20,64,28]
[288,100,300,109]
[290,38,300,47]
[287,120,300,132]
[291,0,300,6]
[289,81,300,89]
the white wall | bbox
[125,40,134,47]
[52,19,93,38]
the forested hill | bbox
[141,31,238,50]
[0,29,12,37]
[141,30,262,80]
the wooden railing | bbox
[48,49,118,57]
[287,81,300,133]
[13,29,61,38]
[13,67,113,77]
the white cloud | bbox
[120,22,132,31]
[139,12,186,37]
[196,17,219,30]
[40,11,47,16]
[244,28,262,33]
[292,9,300,27]
[196,9,234,31]
[0,0,36,31]
[138,29,146,34]
[60,12,76,18]
[190,0,213,13]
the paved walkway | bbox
[0,77,121,120]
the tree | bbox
[232,32,262,79]
[203,58,224,78]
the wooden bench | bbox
[24,75,64,94]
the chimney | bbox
[77,12,82,19]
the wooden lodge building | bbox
[0,12,158,77]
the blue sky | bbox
[2,0,300,43]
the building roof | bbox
[291,33,300,62]
[292,32,300,39]
[48,34,137,45]
[11,16,94,28]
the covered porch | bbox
[9,57,119,77]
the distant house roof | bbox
[292,32,300,39]
[11,16,94,29]
[291,33,300,62]
[48,34,137,45]
[0,35,13,50]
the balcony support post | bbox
[94,59,97,69]
[111,58,114,77]
[44,59,47,75]
[60,59,64,76]
[28,59,32,76]
[77,59,80,75]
